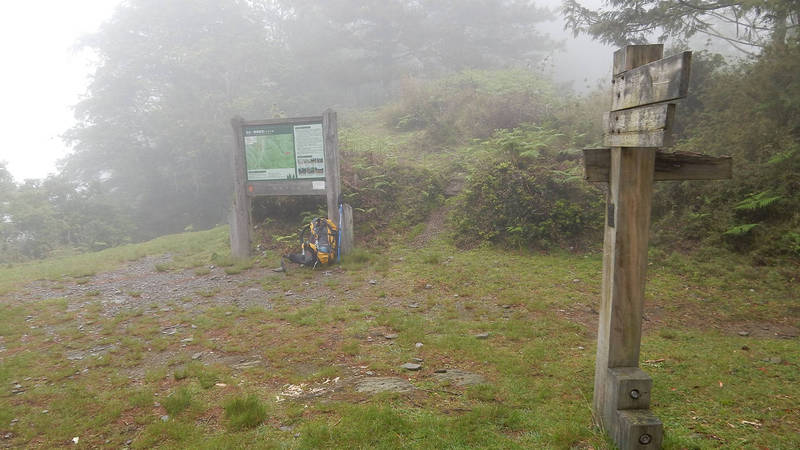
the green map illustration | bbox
[243,124,296,180]
[246,134,294,170]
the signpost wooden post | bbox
[583,45,732,449]
[229,109,353,260]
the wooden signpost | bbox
[583,45,732,449]
[229,109,353,260]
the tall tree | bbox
[562,0,799,53]
[64,0,282,238]
[276,0,557,108]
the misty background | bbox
[1,0,797,263]
[1,0,610,182]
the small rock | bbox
[412,357,423,363]
[738,331,750,337]
[408,303,419,308]
[72,436,79,444]
[10,418,18,424]
[279,426,293,432]
[365,371,375,376]
[415,342,423,348]
[126,439,133,445]
[190,324,198,329]
[401,363,422,371]
[577,346,585,350]
[272,267,285,273]
[42,410,49,414]
[181,337,193,343]
[767,357,783,364]
[384,333,399,340]
[572,279,580,283]
[368,279,377,285]
[502,304,511,309]
[424,284,432,289]
[192,352,203,360]
[3,433,12,440]
[161,415,169,422]
[474,332,490,340]
[356,377,414,393]
[294,433,301,438]
[225,311,233,316]
[453,294,459,298]
[433,368,487,386]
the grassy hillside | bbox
[0,225,797,448]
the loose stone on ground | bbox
[355,377,414,394]
[432,369,487,386]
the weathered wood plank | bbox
[613,44,663,76]
[323,109,341,224]
[615,409,663,450]
[594,146,655,431]
[584,147,612,182]
[245,180,327,197]
[611,52,692,112]
[603,103,675,148]
[241,116,322,127]
[654,151,733,180]
[340,203,353,255]
[230,116,252,259]
[584,148,732,182]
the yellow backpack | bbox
[286,217,338,267]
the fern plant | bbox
[723,223,758,236]
[734,191,782,211]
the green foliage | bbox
[651,42,800,261]
[224,395,268,430]
[0,171,132,262]
[162,387,193,416]
[723,224,759,236]
[562,0,798,49]
[384,69,560,145]
[340,149,444,244]
[733,191,782,212]
[451,126,603,250]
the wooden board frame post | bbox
[230,116,252,260]
[229,109,353,260]
[585,45,732,449]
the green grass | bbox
[0,226,230,295]
[162,387,193,416]
[0,225,797,448]
[224,395,269,430]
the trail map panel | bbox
[244,124,297,181]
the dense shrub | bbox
[383,70,560,145]
[339,148,444,245]
[651,43,800,261]
[451,126,604,250]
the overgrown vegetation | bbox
[652,44,800,262]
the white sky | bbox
[0,0,122,182]
[0,0,612,182]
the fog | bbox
[3,0,787,262]
[1,0,613,182]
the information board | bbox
[243,121,325,181]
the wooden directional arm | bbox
[584,148,732,182]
